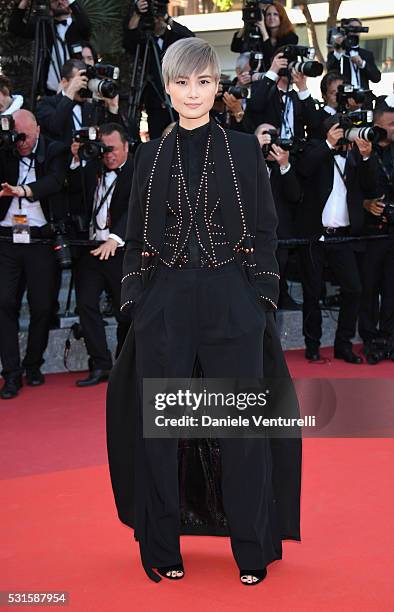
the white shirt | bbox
[47,16,73,93]
[0,95,24,116]
[333,49,366,88]
[323,105,336,116]
[0,141,47,228]
[90,162,126,245]
[321,148,349,229]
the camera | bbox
[326,111,387,145]
[261,129,305,157]
[364,335,394,365]
[0,116,26,151]
[336,83,371,113]
[137,0,169,31]
[79,64,120,100]
[219,80,250,100]
[73,127,114,162]
[327,18,369,52]
[279,45,323,78]
[52,223,72,269]
[33,0,51,17]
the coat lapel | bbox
[210,119,247,249]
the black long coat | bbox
[106,120,301,563]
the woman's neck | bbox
[179,113,210,130]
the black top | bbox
[176,121,218,267]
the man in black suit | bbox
[246,49,314,137]
[36,59,121,146]
[326,18,381,90]
[358,98,394,346]
[123,0,194,138]
[295,118,377,362]
[9,0,91,95]
[255,122,301,309]
[68,123,132,387]
[0,110,67,399]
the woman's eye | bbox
[176,80,186,85]
[201,80,210,85]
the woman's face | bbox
[265,6,280,30]
[166,68,219,122]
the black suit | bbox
[9,1,91,94]
[123,19,194,138]
[295,140,377,351]
[326,48,381,90]
[36,94,122,146]
[69,156,133,370]
[268,161,301,302]
[301,102,334,140]
[107,119,301,582]
[0,136,67,378]
[246,76,310,137]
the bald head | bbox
[13,110,40,157]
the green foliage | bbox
[212,0,233,11]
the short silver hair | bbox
[162,38,221,85]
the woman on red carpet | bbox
[107,37,301,585]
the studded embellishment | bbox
[120,300,133,312]
[260,296,278,310]
[121,271,141,283]
[255,271,280,279]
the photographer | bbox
[36,59,121,146]
[123,0,194,138]
[211,55,255,132]
[69,40,98,66]
[358,97,394,350]
[231,1,297,72]
[301,72,344,140]
[0,74,25,116]
[327,18,381,90]
[0,110,67,399]
[9,0,91,95]
[255,122,301,310]
[68,123,132,387]
[246,47,318,137]
[295,117,378,363]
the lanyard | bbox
[376,150,394,186]
[93,174,118,230]
[17,157,34,210]
[332,154,347,186]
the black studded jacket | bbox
[121,118,280,313]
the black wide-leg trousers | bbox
[133,262,282,574]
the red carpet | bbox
[1,348,393,610]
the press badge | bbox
[12,214,30,244]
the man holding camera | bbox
[124,0,194,138]
[327,18,380,90]
[36,59,121,146]
[295,118,377,362]
[246,47,317,138]
[358,97,394,350]
[68,123,132,387]
[9,0,91,96]
[0,110,67,399]
[255,122,301,309]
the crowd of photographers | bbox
[0,0,393,400]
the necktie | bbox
[57,20,68,27]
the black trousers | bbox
[0,242,57,377]
[298,241,362,350]
[358,235,394,342]
[133,262,282,572]
[75,249,130,370]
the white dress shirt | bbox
[90,162,126,246]
[0,141,47,228]
[321,147,350,229]
[47,16,73,92]
[333,49,366,88]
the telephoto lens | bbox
[53,234,72,269]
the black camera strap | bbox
[17,156,34,211]
[332,153,347,186]
[93,174,118,231]
[376,149,394,186]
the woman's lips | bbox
[185,103,201,109]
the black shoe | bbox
[76,369,110,387]
[278,295,302,311]
[240,567,267,586]
[26,368,45,386]
[305,347,320,361]
[156,563,184,580]
[334,348,363,364]
[1,375,23,400]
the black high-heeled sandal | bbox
[156,563,185,580]
[240,567,267,585]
